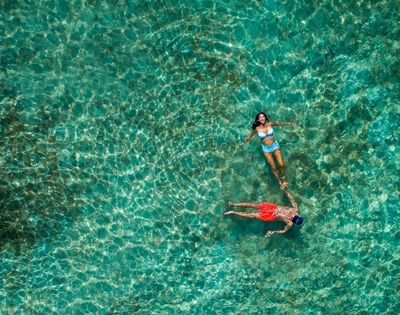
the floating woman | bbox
[243,112,293,190]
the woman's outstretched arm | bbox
[271,121,294,127]
[243,129,257,144]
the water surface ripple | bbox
[0,0,399,314]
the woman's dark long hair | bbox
[252,112,269,130]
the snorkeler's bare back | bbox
[274,206,298,222]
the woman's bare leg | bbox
[228,202,259,209]
[224,211,259,219]
[274,149,287,188]
[263,152,283,187]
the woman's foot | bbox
[280,176,288,190]
[224,211,234,215]
[227,201,233,207]
[279,181,288,191]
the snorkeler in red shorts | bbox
[224,189,303,237]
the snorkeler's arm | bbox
[271,122,293,127]
[285,190,298,209]
[243,130,257,144]
[265,222,293,237]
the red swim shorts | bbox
[258,203,277,221]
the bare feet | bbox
[283,186,289,193]
[227,201,233,207]
[224,211,234,215]
[280,179,288,191]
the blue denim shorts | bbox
[261,140,280,153]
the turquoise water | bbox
[1,0,399,313]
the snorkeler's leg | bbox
[263,152,283,188]
[228,202,259,209]
[274,149,287,188]
[224,211,259,219]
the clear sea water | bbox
[1,0,399,314]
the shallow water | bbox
[1,0,399,313]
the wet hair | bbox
[252,112,269,130]
[292,215,304,225]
